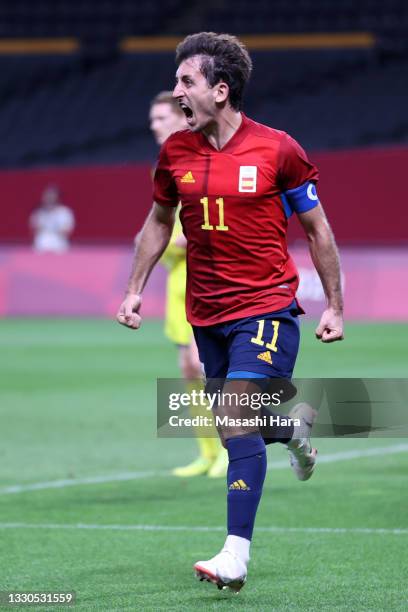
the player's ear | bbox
[214,82,229,104]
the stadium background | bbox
[0,2,407,610]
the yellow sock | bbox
[196,436,219,461]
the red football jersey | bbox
[153,114,319,326]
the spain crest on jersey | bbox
[238,166,257,192]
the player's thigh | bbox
[227,311,300,379]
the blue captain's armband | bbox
[280,181,319,218]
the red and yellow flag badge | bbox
[239,166,257,192]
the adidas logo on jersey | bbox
[257,350,272,364]
[229,479,251,491]
[181,171,195,183]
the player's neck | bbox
[202,110,242,151]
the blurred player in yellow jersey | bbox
[149,91,227,478]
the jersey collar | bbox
[199,112,251,153]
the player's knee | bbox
[181,360,201,379]
[221,425,260,441]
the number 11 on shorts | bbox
[250,320,280,351]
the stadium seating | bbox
[0,0,407,166]
[204,0,408,36]
[0,47,407,167]
[0,0,186,37]
[0,0,407,38]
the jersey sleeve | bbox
[153,143,179,207]
[277,133,319,191]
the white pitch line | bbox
[268,442,408,469]
[1,443,408,496]
[0,470,168,495]
[0,523,406,536]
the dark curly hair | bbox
[175,32,252,111]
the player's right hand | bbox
[116,293,142,329]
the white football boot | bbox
[194,549,247,592]
[287,403,318,481]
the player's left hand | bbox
[315,308,344,343]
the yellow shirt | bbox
[160,207,185,271]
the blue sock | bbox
[226,433,267,541]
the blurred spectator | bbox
[29,185,75,253]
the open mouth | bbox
[179,101,193,120]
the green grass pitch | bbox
[0,319,407,611]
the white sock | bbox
[224,535,250,565]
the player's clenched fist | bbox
[116,293,142,329]
[315,308,344,343]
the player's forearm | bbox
[306,221,343,313]
[126,208,174,295]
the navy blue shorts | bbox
[193,302,300,380]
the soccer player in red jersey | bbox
[117,32,344,592]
